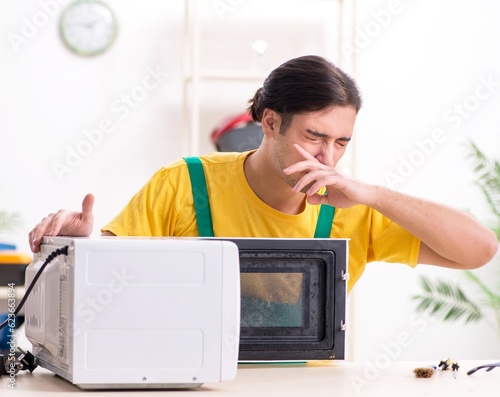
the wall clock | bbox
[59,0,118,57]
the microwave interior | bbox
[217,238,348,361]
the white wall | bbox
[0,0,341,249]
[0,0,186,251]
[1,0,499,363]
[347,0,500,362]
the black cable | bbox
[0,246,69,331]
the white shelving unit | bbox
[180,0,360,361]
[181,0,351,156]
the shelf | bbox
[184,71,269,83]
[181,0,346,156]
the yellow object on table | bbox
[0,251,32,288]
[0,251,32,265]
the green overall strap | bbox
[314,204,335,238]
[184,157,215,237]
[184,156,334,238]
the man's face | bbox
[267,106,357,190]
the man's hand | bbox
[283,143,498,269]
[28,193,95,253]
[283,144,372,208]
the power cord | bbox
[0,246,69,331]
[0,245,69,377]
[1,348,37,376]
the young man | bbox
[29,55,497,292]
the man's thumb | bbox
[81,193,95,219]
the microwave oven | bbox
[24,237,241,389]
[24,236,348,388]
[216,238,348,361]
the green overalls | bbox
[184,156,335,327]
[184,157,335,238]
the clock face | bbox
[60,0,118,57]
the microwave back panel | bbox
[25,237,240,389]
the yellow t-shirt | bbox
[102,151,420,292]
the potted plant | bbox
[413,141,500,332]
[0,211,22,233]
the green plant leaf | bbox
[412,275,483,324]
[0,211,23,233]
[464,270,500,310]
[413,141,500,332]
[467,140,500,224]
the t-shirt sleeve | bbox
[367,209,421,267]
[101,167,173,237]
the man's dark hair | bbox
[247,55,362,134]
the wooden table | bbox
[1,360,499,396]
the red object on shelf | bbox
[210,113,263,152]
[210,113,254,144]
